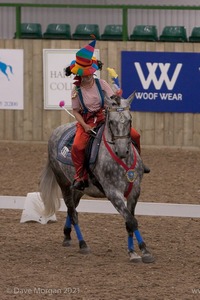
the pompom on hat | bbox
[69,38,99,76]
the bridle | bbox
[106,106,132,143]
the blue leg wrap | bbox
[65,215,71,228]
[74,224,84,241]
[128,235,134,251]
[134,229,143,245]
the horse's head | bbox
[104,92,135,159]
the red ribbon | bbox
[102,132,137,199]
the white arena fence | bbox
[0,193,199,224]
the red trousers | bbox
[71,110,105,181]
[71,113,141,181]
[131,127,141,154]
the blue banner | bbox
[121,51,200,113]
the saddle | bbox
[57,123,105,168]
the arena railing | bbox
[1,3,200,40]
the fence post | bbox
[122,7,128,41]
[15,5,21,38]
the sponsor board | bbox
[0,50,24,110]
[121,51,200,113]
[43,49,100,109]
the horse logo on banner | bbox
[0,61,13,81]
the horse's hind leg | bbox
[72,189,91,254]
[57,184,72,247]
[68,205,90,254]
[62,187,90,253]
[63,214,72,247]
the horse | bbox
[0,61,13,81]
[39,92,155,263]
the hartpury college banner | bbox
[121,51,200,113]
[0,50,24,110]
[43,49,100,109]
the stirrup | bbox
[143,164,150,174]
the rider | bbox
[65,39,150,191]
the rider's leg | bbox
[130,127,141,154]
[130,128,150,173]
[71,123,90,190]
[71,111,105,190]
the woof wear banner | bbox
[121,51,200,113]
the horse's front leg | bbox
[127,197,155,263]
[106,191,142,262]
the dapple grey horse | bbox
[39,93,154,263]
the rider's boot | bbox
[143,164,150,173]
[71,173,89,191]
[72,179,85,191]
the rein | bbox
[102,131,137,199]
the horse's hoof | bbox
[79,240,91,254]
[129,251,142,263]
[141,249,155,263]
[79,246,91,254]
[62,238,71,247]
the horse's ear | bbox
[126,90,136,106]
[104,93,117,107]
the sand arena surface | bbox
[0,142,199,300]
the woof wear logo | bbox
[134,62,182,90]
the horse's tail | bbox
[39,158,61,217]
[8,65,13,74]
